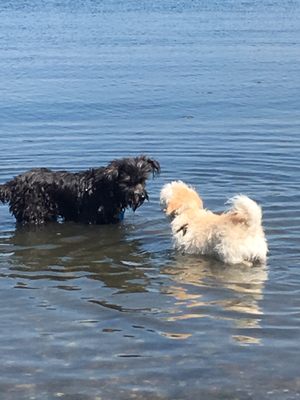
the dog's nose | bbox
[139,191,149,204]
[131,191,149,211]
[139,193,146,201]
[134,190,148,201]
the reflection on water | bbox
[1,224,268,346]
[163,255,268,345]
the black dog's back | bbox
[0,167,107,224]
[0,156,160,225]
[0,168,75,224]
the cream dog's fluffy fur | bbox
[160,181,268,265]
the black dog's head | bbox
[103,155,160,212]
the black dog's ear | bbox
[136,156,161,177]
[147,157,161,176]
[103,165,119,182]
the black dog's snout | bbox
[131,190,149,211]
[139,192,148,201]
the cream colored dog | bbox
[160,181,268,265]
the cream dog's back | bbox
[160,181,268,265]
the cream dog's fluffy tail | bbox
[227,195,262,228]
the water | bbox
[1,1,300,399]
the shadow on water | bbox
[0,220,269,345]
[0,222,152,294]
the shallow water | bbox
[1,1,300,399]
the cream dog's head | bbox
[160,180,203,217]
[160,181,268,265]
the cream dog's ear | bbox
[165,196,184,216]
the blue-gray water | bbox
[1,1,300,399]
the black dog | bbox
[0,155,160,225]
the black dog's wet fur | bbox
[0,155,160,225]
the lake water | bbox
[1,1,300,399]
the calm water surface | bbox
[1,1,300,399]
